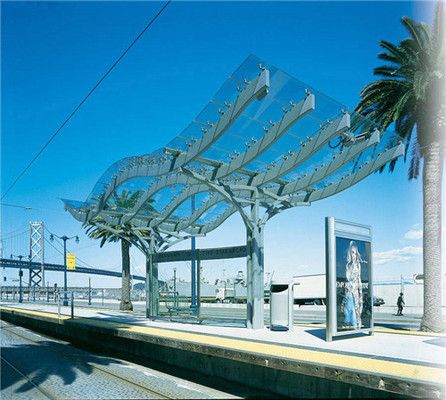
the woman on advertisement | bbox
[343,241,366,329]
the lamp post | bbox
[173,268,177,294]
[29,255,36,301]
[10,254,24,303]
[50,233,79,306]
[173,268,177,308]
[190,195,197,315]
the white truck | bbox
[292,274,326,305]
[292,273,385,306]
[215,287,235,303]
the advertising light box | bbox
[325,217,373,341]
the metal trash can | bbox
[269,280,294,331]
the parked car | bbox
[373,296,385,306]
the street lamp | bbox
[10,254,24,303]
[50,233,79,306]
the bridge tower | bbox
[29,221,45,287]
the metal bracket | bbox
[181,167,256,230]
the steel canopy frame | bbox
[63,55,404,329]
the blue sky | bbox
[1,1,437,288]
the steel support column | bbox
[146,238,159,318]
[197,252,201,315]
[246,199,265,329]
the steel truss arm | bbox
[119,93,316,225]
[145,124,374,232]
[64,130,380,238]
[289,142,405,203]
[114,109,347,229]
[90,69,270,220]
[66,123,377,237]
[181,167,257,230]
[275,129,380,196]
[75,105,345,230]
[68,140,402,240]
[178,142,404,236]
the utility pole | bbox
[50,233,79,306]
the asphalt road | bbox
[1,320,246,399]
[194,306,422,331]
[73,300,422,330]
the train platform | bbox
[1,302,445,398]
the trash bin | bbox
[269,280,294,331]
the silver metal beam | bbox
[89,70,271,221]
[178,142,404,236]
[120,93,315,225]
[110,111,349,231]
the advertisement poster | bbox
[325,217,373,341]
[335,237,372,332]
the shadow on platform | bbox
[1,339,122,394]
[424,337,446,348]
[94,311,247,328]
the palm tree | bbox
[355,4,445,331]
[85,190,154,311]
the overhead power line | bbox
[2,1,171,200]
[0,202,34,210]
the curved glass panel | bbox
[63,55,401,239]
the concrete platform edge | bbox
[1,307,443,399]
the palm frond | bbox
[401,17,433,52]
[355,13,441,180]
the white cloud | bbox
[404,229,423,240]
[374,246,422,265]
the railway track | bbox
[1,321,173,399]
[1,354,56,400]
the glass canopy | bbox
[63,55,403,243]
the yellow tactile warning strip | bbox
[293,322,446,338]
[42,303,446,338]
[1,306,445,386]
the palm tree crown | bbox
[83,189,155,311]
[84,190,154,246]
[355,13,445,178]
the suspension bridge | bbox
[1,222,146,283]
[0,258,145,281]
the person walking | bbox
[397,292,405,316]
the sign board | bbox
[153,245,247,263]
[66,253,76,270]
[325,217,373,341]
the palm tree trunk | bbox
[421,141,443,332]
[120,240,133,311]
